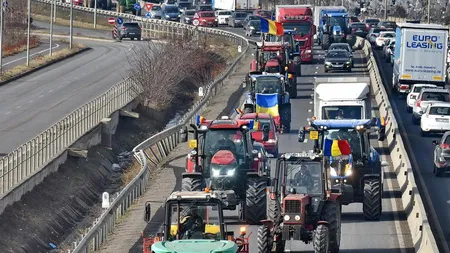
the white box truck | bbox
[313,77,371,120]
[392,23,449,93]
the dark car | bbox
[432,131,450,176]
[253,9,272,18]
[245,20,261,36]
[377,21,397,30]
[324,49,352,72]
[228,12,247,27]
[364,18,380,29]
[180,9,196,24]
[162,5,181,21]
[243,14,260,28]
[350,22,368,38]
[117,22,141,40]
[328,43,354,67]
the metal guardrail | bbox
[361,37,440,253]
[0,0,247,211]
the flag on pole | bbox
[324,139,351,156]
[260,17,284,36]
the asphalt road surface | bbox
[373,47,450,249]
[0,22,145,154]
[33,20,113,39]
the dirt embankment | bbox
[0,39,235,253]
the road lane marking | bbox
[5,111,10,115]
[2,44,60,67]
[28,100,33,103]
[39,94,44,98]
[16,105,22,109]
[48,89,53,93]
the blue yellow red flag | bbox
[255,93,279,117]
[377,117,386,127]
[253,121,260,130]
[260,17,284,36]
[196,115,205,125]
[324,139,351,156]
[234,108,243,116]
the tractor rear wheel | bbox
[268,198,280,222]
[313,224,329,253]
[257,225,272,253]
[363,178,382,220]
[288,85,297,99]
[181,177,203,192]
[245,176,267,225]
[322,34,330,50]
[321,201,341,253]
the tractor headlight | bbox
[166,15,170,18]
[226,169,236,176]
[266,139,277,143]
[346,61,351,65]
[250,26,255,30]
[295,215,301,221]
[330,167,337,177]
[344,164,352,176]
[284,215,290,221]
[212,169,221,177]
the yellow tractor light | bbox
[240,226,247,236]
[188,139,197,148]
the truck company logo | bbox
[406,35,444,49]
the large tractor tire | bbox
[245,176,267,225]
[363,178,382,220]
[322,34,330,50]
[181,177,204,192]
[280,104,291,133]
[288,84,297,99]
[268,198,280,222]
[257,225,272,253]
[313,224,329,253]
[320,202,341,253]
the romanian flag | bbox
[234,108,243,116]
[324,139,351,157]
[196,115,205,125]
[256,93,279,118]
[260,17,284,36]
[253,121,260,130]
[377,117,387,127]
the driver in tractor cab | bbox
[294,164,314,192]
[179,207,204,238]
[211,132,237,154]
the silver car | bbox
[149,5,162,19]
[412,88,450,124]
[366,28,387,44]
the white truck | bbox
[313,77,371,120]
[392,23,449,94]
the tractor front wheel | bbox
[313,224,329,253]
[321,201,341,253]
[363,178,382,220]
[245,176,267,225]
[322,34,330,50]
[181,177,204,192]
[257,225,272,253]
[268,198,280,222]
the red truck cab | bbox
[238,113,279,156]
[276,6,316,63]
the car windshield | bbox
[322,106,363,119]
[257,11,272,18]
[372,28,386,33]
[285,161,323,195]
[178,3,191,8]
[124,23,140,28]
[329,16,347,28]
[382,22,396,26]
[249,20,261,27]
[203,129,246,160]
[152,6,161,10]
[351,23,366,28]
[248,15,260,20]
[330,44,350,52]
[381,33,395,38]
[282,22,310,34]
[429,107,450,116]
[218,11,231,15]
[413,86,434,93]
[422,92,450,102]
[165,7,179,12]
[326,51,348,58]
[254,77,281,93]
[235,12,247,18]
[252,118,272,131]
[168,201,221,240]
[184,10,195,15]
[166,0,176,4]
[201,12,214,17]
[322,129,365,158]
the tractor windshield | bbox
[285,161,323,195]
[329,16,347,29]
[322,106,363,119]
[322,129,365,159]
[254,77,281,93]
[203,129,247,159]
[168,201,222,240]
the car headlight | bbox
[346,61,351,64]
[178,14,180,17]
[330,167,337,177]
[250,26,255,29]
[284,215,290,221]
[295,215,301,221]
[215,18,218,21]
[166,15,170,18]
[212,169,220,177]
[304,50,312,53]
[325,61,332,65]
[185,17,190,20]
[266,139,276,143]
[227,169,236,176]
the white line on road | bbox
[5,111,11,115]
[39,94,44,98]
[16,105,22,109]
[48,89,53,93]
[2,44,60,67]
[314,71,318,74]
[28,100,33,103]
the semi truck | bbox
[313,77,371,120]
[275,5,316,63]
[313,6,346,43]
[392,23,449,93]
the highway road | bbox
[0,22,144,154]
[33,20,113,39]
[373,47,450,249]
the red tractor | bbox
[257,152,342,253]
[179,116,269,225]
[250,41,300,98]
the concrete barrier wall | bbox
[360,37,440,253]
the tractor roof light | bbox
[355,125,366,132]
[221,116,230,120]
[240,226,247,236]
[199,125,208,131]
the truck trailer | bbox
[392,23,449,94]
[313,77,371,120]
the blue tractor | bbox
[298,119,389,220]
[242,73,291,132]
[319,11,350,50]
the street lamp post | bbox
[26,0,31,66]
[94,0,97,28]
[427,0,431,23]
[70,0,73,48]
[50,0,54,56]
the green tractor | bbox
[142,191,250,253]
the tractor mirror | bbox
[180,126,188,142]
[252,149,259,157]
[262,126,270,141]
[298,129,306,142]
[144,202,151,223]
[242,80,247,89]
[432,140,438,145]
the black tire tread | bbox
[363,178,382,220]
[321,201,341,253]
[313,224,329,253]
[245,177,267,225]
[322,34,330,50]
[268,199,280,222]
[181,177,203,192]
[257,225,271,253]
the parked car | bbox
[228,12,247,27]
[406,84,439,113]
[328,42,354,67]
[366,28,387,44]
[244,20,261,36]
[420,102,450,136]
[374,31,395,49]
[242,14,260,28]
[180,9,196,24]
[350,22,369,38]
[377,21,397,30]
[117,22,141,40]
[324,49,352,72]
[215,10,232,25]
[412,88,450,125]
[148,5,162,19]
[161,5,180,21]
[364,18,380,29]
[192,11,218,27]
[432,131,450,176]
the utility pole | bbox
[50,0,54,56]
[70,0,73,49]
[427,0,431,23]
[94,0,97,28]
[0,1,3,74]
[53,0,56,22]
[384,0,387,20]
[26,0,31,66]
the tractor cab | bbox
[237,112,279,156]
[142,191,250,253]
[264,30,299,60]
[320,12,351,49]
